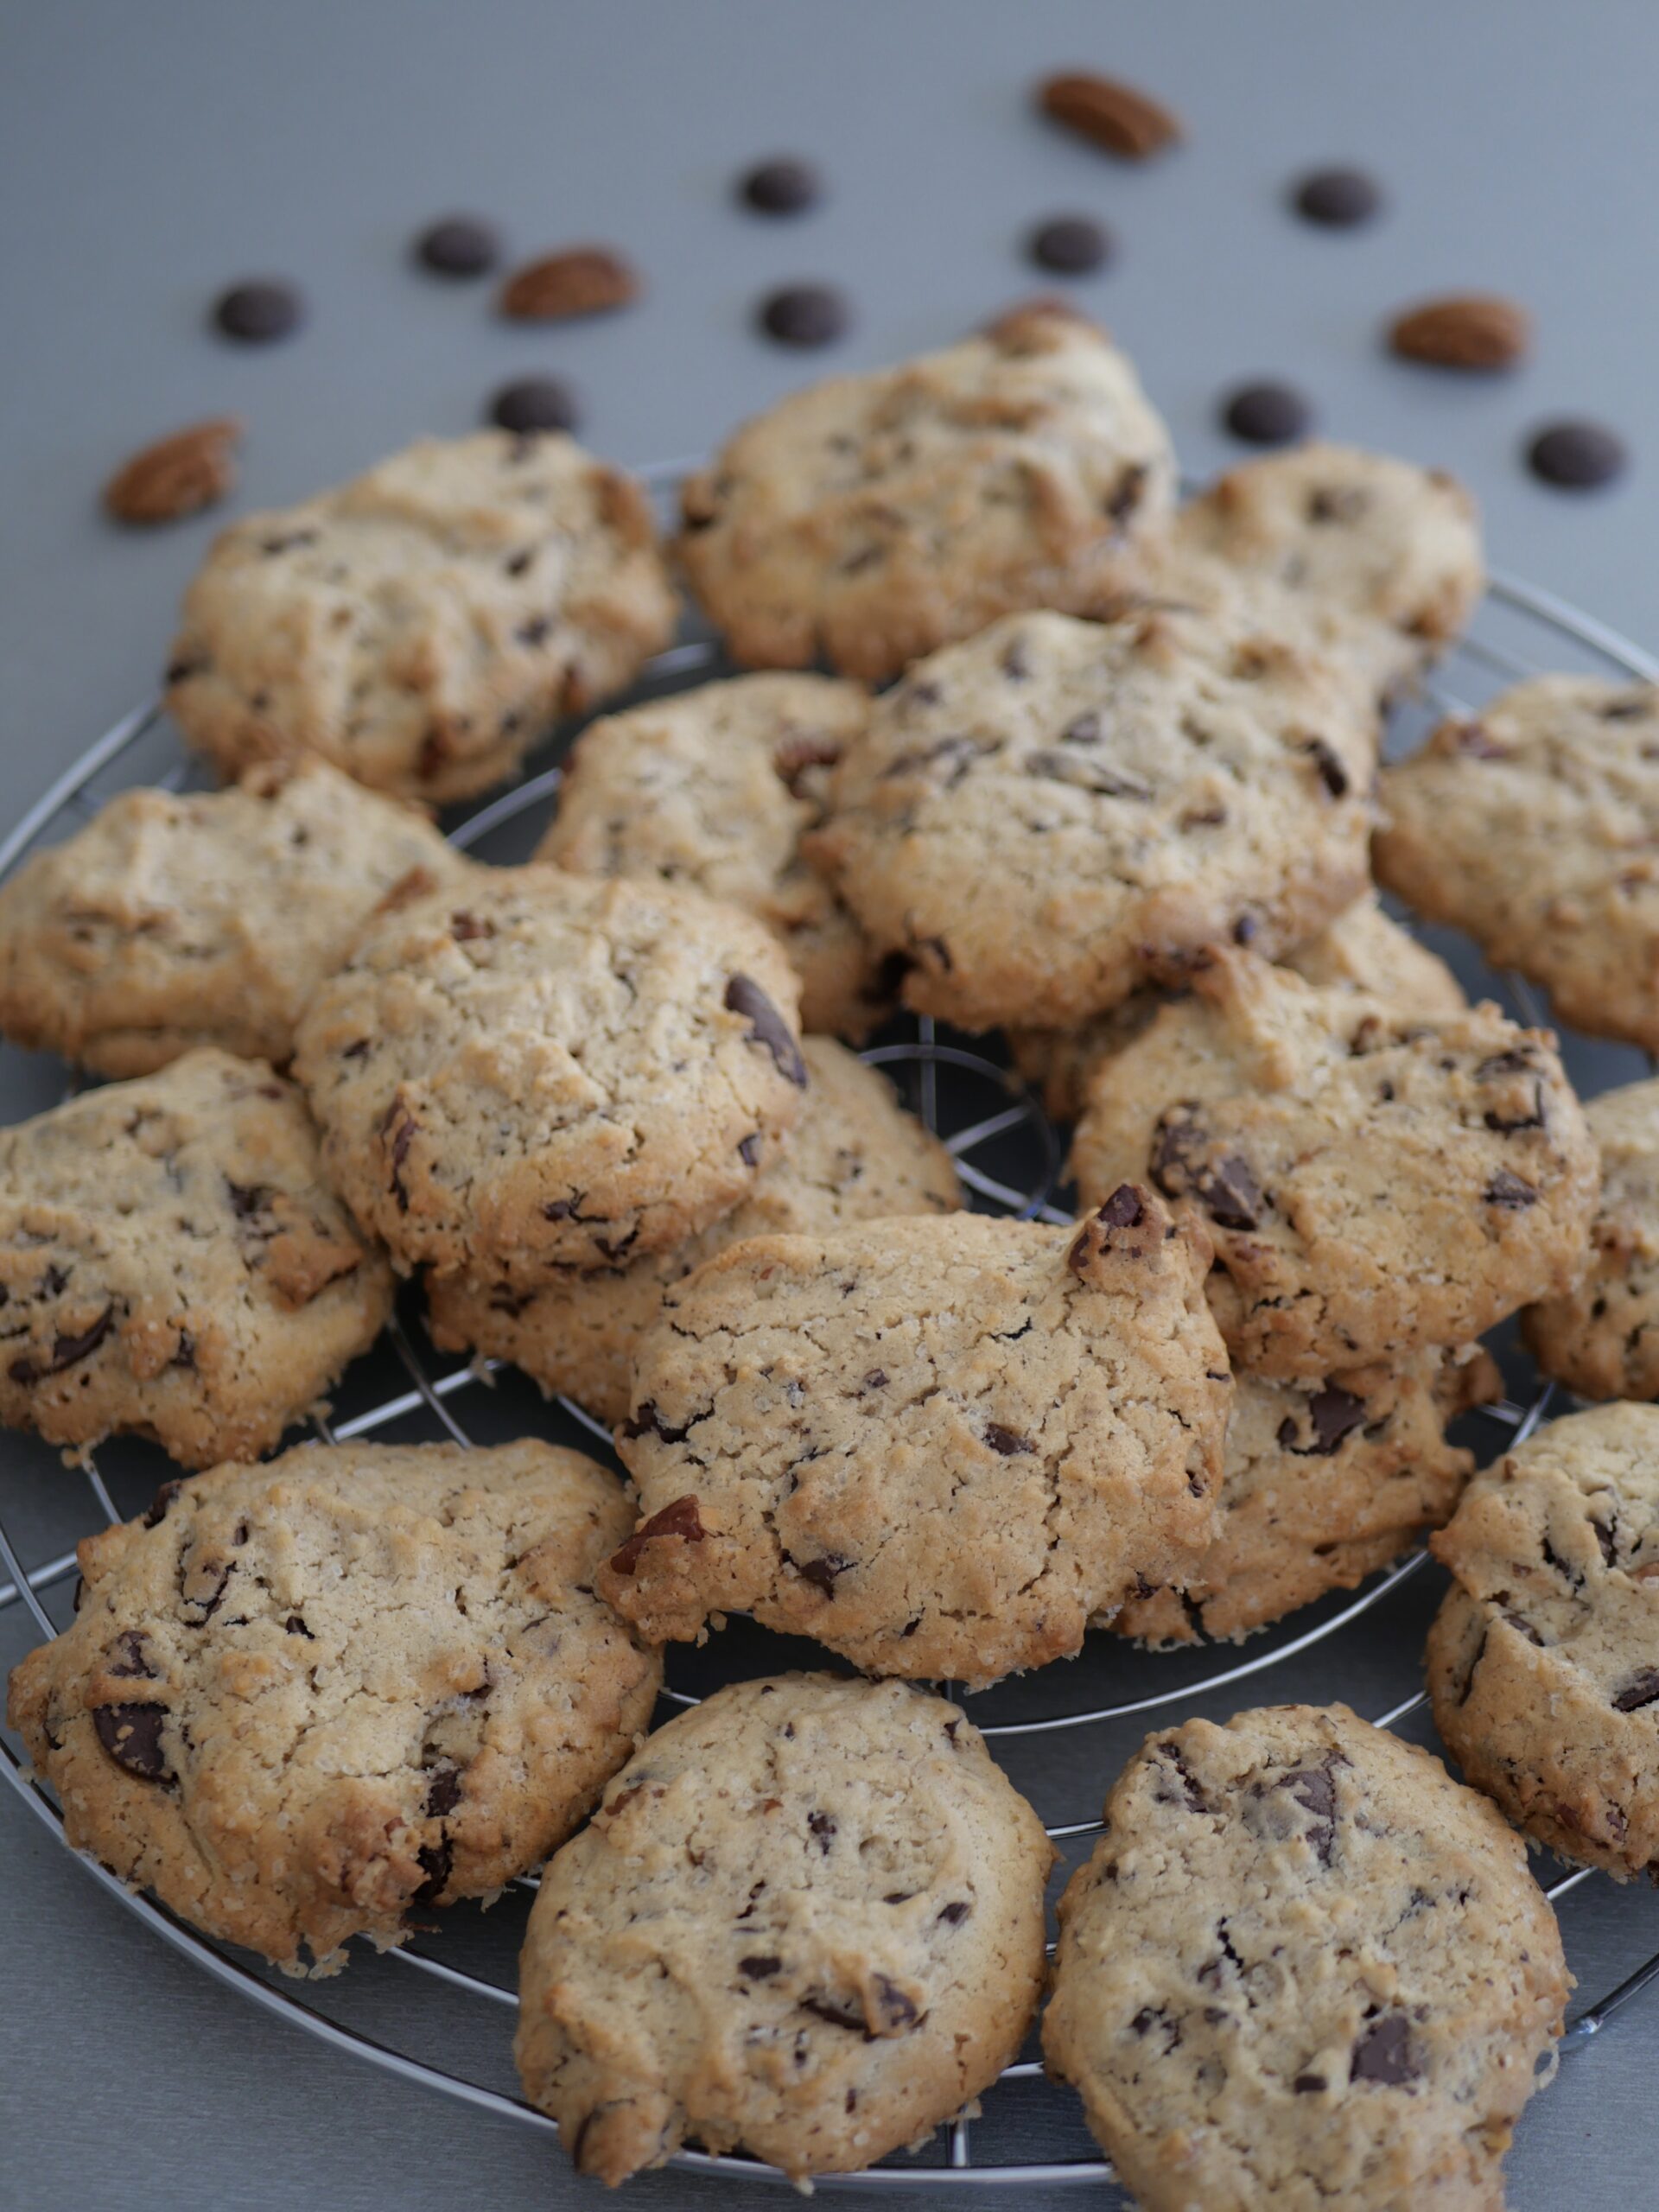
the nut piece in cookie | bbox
[1071,946,1599,1379]
[1116,1344,1498,1644]
[1428,1401,1659,1879]
[0,759,468,1077]
[0,1048,392,1469]
[1523,1077,1659,1399]
[1044,1704,1570,2212]
[293,865,808,1282]
[1010,889,1467,1122]
[535,671,890,1037]
[676,307,1175,683]
[428,1038,960,1427]
[167,430,677,804]
[810,607,1375,1033]
[6,1440,660,1972]
[515,1674,1053,2184]
[600,1200,1230,1686]
[1376,676,1659,1052]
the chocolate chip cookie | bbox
[676,305,1175,683]
[1045,1704,1570,2211]
[1428,1402,1659,1879]
[0,760,467,1077]
[515,1674,1053,2185]
[1160,442,1484,703]
[167,430,678,804]
[0,1048,391,1468]
[1116,1344,1497,1645]
[1070,947,1599,1379]
[7,1439,659,1972]
[1522,1077,1659,1399]
[534,671,889,1036]
[1376,676,1659,1051]
[292,865,807,1281]
[427,1038,959,1426]
[809,605,1374,1032]
[598,1195,1229,1686]
[1011,891,1466,1122]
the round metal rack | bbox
[3,492,1658,2197]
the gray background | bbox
[3,3,1658,2205]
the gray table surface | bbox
[3,3,1659,2206]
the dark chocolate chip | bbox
[424,1765,463,1817]
[740,157,821,215]
[1526,419,1628,491]
[738,1133,763,1167]
[1275,1764,1338,1864]
[93,1702,173,1783]
[982,1422,1035,1457]
[606,1494,706,1576]
[1293,2072,1326,2094]
[757,284,848,348]
[1028,215,1111,275]
[1612,1669,1659,1713]
[1350,2011,1419,2085]
[212,280,304,344]
[488,376,578,435]
[1291,167,1382,227]
[874,1975,920,2030]
[1106,462,1147,522]
[143,1479,185,1529]
[10,1306,115,1385]
[807,1810,837,1853]
[1151,1108,1263,1230]
[1305,736,1350,798]
[938,1900,971,1924]
[108,1630,156,1679]
[1097,1185,1146,1230]
[284,1613,313,1637]
[796,1553,852,1593]
[619,1402,690,1446]
[725,974,808,1085]
[412,1837,453,1906]
[1281,1386,1367,1457]
[739,1954,784,1979]
[802,1993,867,2033]
[225,1179,270,1220]
[1484,1169,1538,1210]
[1221,379,1313,446]
[1152,1744,1207,1812]
[416,215,500,278]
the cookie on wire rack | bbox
[427,1037,960,1427]
[1045,1703,1570,2212]
[0,1048,391,1470]
[515,1674,1054,2186]
[599,1193,1230,1686]
[166,429,678,804]
[1427,1401,1659,1880]
[7,1439,661,1974]
[1522,1077,1659,1402]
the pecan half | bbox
[500,246,639,321]
[1388,295,1531,371]
[104,417,243,525]
[1037,71,1183,161]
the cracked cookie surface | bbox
[1116,1345,1497,1645]
[428,1038,959,1427]
[293,864,807,1281]
[0,759,467,1077]
[1522,1077,1659,1400]
[515,1673,1053,2185]
[599,1196,1230,1687]
[1428,1402,1659,1880]
[1044,1703,1569,2212]
[167,430,677,804]
[535,671,888,1036]
[676,305,1175,683]
[7,1439,659,1972]
[810,605,1374,1032]
[1070,948,1599,1379]
[1376,677,1659,1052]
[0,1048,391,1468]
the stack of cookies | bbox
[2,305,1649,2202]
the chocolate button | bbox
[212,280,304,344]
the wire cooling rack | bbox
[3,490,1659,2196]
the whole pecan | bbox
[104,416,243,525]
[1037,71,1183,160]
[1388,295,1531,370]
[499,246,639,321]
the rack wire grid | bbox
[3,469,1659,2197]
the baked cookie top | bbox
[0,1048,391,1469]
[1428,1401,1659,1880]
[514,1673,1054,2185]
[427,1037,960,1427]
[1376,676,1659,1051]
[1523,1077,1659,1400]
[810,605,1374,1032]
[1044,1703,1569,2212]
[1117,1344,1497,1646]
[535,671,888,1037]
[167,430,678,804]
[1010,890,1466,1122]
[293,864,807,1281]
[7,1439,659,1974]
[0,759,467,1077]
[599,1196,1230,1686]
[1070,947,1599,1378]
[676,306,1176,683]
[1160,442,1484,702]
